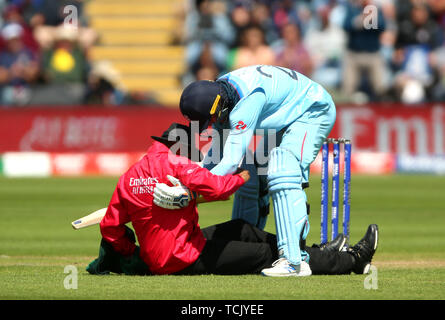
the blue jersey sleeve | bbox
[210,88,266,176]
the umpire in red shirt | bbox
[97,122,281,275]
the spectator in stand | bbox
[393,1,443,103]
[371,0,397,95]
[230,4,252,49]
[395,1,442,56]
[273,22,313,76]
[184,0,235,75]
[192,42,221,79]
[1,4,39,55]
[84,61,126,106]
[427,0,445,104]
[271,0,300,32]
[228,24,275,70]
[430,44,445,101]
[182,42,222,86]
[342,0,387,102]
[30,25,88,105]
[30,0,97,51]
[303,3,346,89]
[41,26,88,84]
[428,0,445,101]
[251,1,280,45]
[293,1,318,37]
[0,23,39,106]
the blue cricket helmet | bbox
[179,80,225,133]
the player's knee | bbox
[267,147,302,192]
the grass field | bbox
[1,174,444,300]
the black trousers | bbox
[176,219,355,275]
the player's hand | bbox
[236,169,250,183]
[153,175,195,210]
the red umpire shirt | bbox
[100,141,245,275]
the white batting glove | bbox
[153,175,195,210]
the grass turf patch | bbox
[0,175,444,300]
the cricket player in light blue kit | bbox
[156,65,336,277]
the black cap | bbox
[151,123,202,162]
[179,80,222,133]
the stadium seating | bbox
[85,0,185,106]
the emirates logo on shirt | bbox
[129,176,158,195]
[235,121,247,130]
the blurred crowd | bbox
[1,0,444,107]
[0,0,130,107]
[179,0,445,104]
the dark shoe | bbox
[348,224,379,274]
[319,233,347,252]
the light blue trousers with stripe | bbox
[266,93,336,265]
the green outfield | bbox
[0,175,444,300]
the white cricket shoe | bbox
[261,258,312,277]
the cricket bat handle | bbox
[71,207,107,230]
